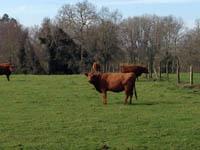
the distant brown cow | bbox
[85,72,137,105]
[91,62,101,72]
[0,63,14,81]
[120,64,148,78]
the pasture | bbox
[0,75,200,150]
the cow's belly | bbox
[107,82,124,92]
[0,70,6,75]
[0,68,10,75]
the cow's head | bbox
[9,64,15,72]
[85,72,100,84]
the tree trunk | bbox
[153,66,158,80]
[159,61,162,80]
[148,62,152,79]
[80,45,85,73]
[177,59,180,84]
[190,65,193,85]
[166,61,169,80]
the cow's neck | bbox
[92,76,102,93]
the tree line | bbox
[0,0,200,74]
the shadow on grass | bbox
[134,100,181,105]
[114,100,181,106]
[133,101,159,105]
[115,100,158,105]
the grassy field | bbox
[0,74,200,150]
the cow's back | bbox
[121,65,137,73]
[120,65,148,77]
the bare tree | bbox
[56,0,97,72]
[179,19,200,71]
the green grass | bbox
[0,75,200,150]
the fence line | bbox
[88,62,200,85]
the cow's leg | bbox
[102,92,107,105]
[129,91,133,104]
[134,87,137,100]
[124,86,129,104]
[125,82,134,104]
[6,75,10,81]
[131,81,137,101]
[124,94,129,104]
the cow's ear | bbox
[84,73,88,76]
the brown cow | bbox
[91,62,101,72]
[120,64,148,78]
[85,72,137,105]
[0,63,14,81]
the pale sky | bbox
[0,0,200,28]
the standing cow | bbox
[120,64,148,78]
[85,72,137,105]
[0,63,14,81]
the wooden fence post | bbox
[177,60,180,84]
[159,61,161,80]
[190,65,193,85]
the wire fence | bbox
[179,65,200,85]
[156,63,200,85]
